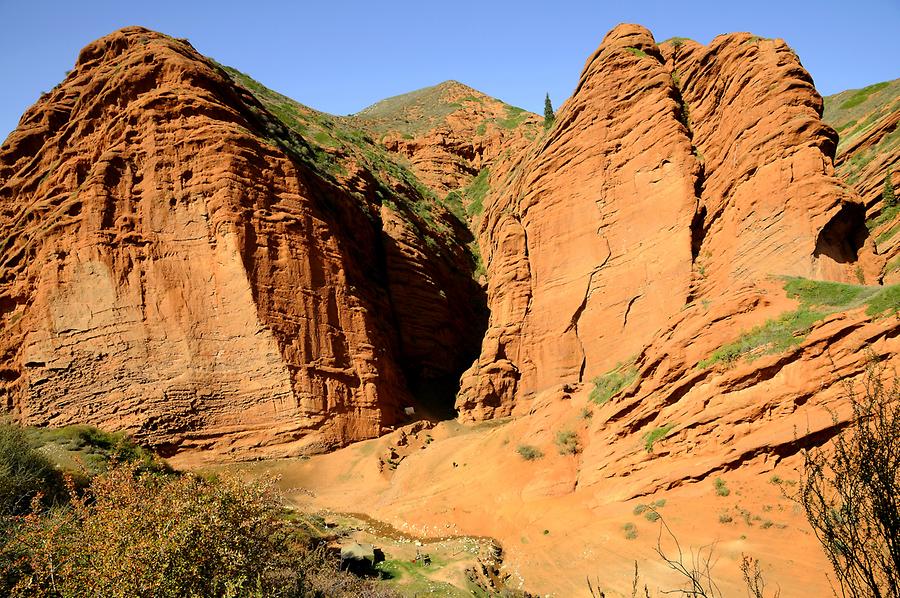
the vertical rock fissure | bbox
[669,54,710,304]
[568,239,612,383]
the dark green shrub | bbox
[2,463,398,597]
[883,167,896,207]
[0,422,62,516]
[543,93,555,129]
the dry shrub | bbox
[798,363,900,598]
[2,463,398,597]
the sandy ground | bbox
[185,385,833,598]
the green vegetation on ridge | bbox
[589,361,638,405]
[464,167,490,217]
[823,77,900,154]
[218,65,485,274]
[351,80,539,140]
[698,277,900,369]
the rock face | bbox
[456,25,880,421]
[823,79,900,281]
[0,27,484,457]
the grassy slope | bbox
[822,78,900,186]
[698,277,900,369]
[23,423,166,482]
[823,79,900,277]
[350,80,537,139]
[823,79,900,153]
[219,66,476,256]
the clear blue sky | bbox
[1,0,898,142]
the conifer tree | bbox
[544,93,555,129]
[883,166,896,208]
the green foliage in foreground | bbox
[699,278,900,369]
[0,423,61,517]
[1,422,399,598]
[2,464,394,597]
[376,558,472,597]
[1,422,167,518]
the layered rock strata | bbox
[457,25,880,421]
[0,27,483,456]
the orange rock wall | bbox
[0,28,481,456]
[458,25,876,421]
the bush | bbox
[516,445,543,461]
[0,422,62,517]
[714,478,730,497]
[555,430,580,455]
[1,463,399,597]
[884,167,896,208]
[590,364,637,405]
[798,363,900,598]
[644,424,674,453]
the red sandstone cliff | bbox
[456,25,887,428]
[0,27,484,457]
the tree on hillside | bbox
[544,93,555,129]
[884,167,896,208]
[798,362,900,598]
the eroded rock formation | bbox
[1,23,896,478]
[0,27,484,457]
[457,24,882,421]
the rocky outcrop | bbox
[353,81,542,198]
[662,34,880,291]
[0,27,483,457]
[457,25,879,421]
[578,279,900,498]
